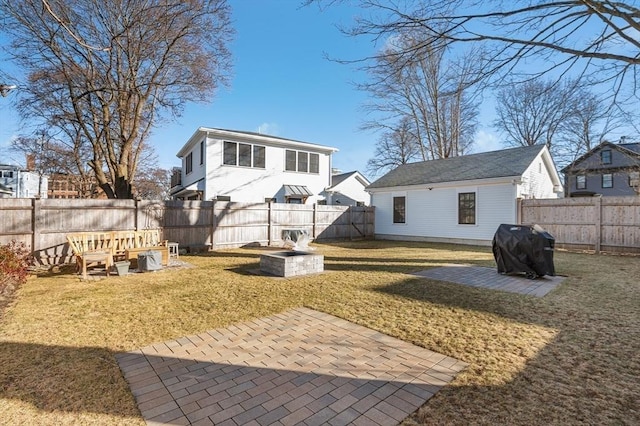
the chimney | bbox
[26,154,36,171]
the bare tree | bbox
[310,1,640,99]
[362,35,479,162]
[366,118,421,177]
[494,78,578,150]
[0,0,232,199]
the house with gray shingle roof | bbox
[367,144,562,245]
[321,170,371,206]
[560,141,640,197]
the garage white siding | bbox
[373,182,519,244]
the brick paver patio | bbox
[412,265,565,297]
[116,307,467,426]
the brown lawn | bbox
[0,240,638,425]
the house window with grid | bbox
[393,196,405,223]
[284,150,320,174]
[576,175,586,190]
[185,152,193,174]
[601,149,612,165]
[602,173,613,188]
[223,141,266,168]
[458,192,476,225]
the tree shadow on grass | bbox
[0,342,139,419]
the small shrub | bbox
[0,240,32,297]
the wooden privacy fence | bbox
[520,196,640,254]
[0,199,374,265]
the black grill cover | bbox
[492,224,555,278]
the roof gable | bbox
[560,141,640,173]
[368,145,549,189]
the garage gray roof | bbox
[368,144,545,189]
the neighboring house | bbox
[322,170,371,206]
[47,173,107,199]
[170,128,338,203]
[0,164,48,198]
[367,144,563,245]
[561,141,640,197]
[0,182,12,198]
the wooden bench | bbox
[66,230,169,278]
[66,232,115,280]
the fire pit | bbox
[260,251,324,277]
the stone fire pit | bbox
[260,251,324,277]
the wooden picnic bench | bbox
[67,229,170,279]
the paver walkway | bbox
[412,265,565,297]
[116,307,467,426]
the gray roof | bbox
[618,142,640,154]
[368,145,545,189]
[331,171,357,187]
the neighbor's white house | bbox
[367,144,563,245]
[170,128,338,203]
[321,170,371,206]
[0,164,48,198]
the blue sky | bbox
[0,1,503,178]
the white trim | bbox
[367,175,521,193]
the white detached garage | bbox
[367,145,563,245]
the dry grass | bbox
[0,240,638,425]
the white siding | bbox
[203,138,332,203]
[373,182,518,243]
[518,151,560,199]
[330,176,371,206]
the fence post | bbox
[312,203,317,239]
[595,196,602,253]
[268,202,273,246]
[211,200,216,249]
[134,199,140,230]
[31,198,40,253]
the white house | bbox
[0,164,48,198]
[322,171,371,206]
[170,128,338,204]
[367,144,563,245]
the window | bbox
[310,153,319,173]
[393,196,406,223]
[602,173,613,188]
[298,152,308,173]
[285,150,320,173]
[185,152,193,174]
[254,146,265,168]
[200,141,204,165]
[601,149,612,164]
[458,192,476,225]
[223,141,266,168]
[576,175,586,190]
[216,195,231,201]
[285,150,297,171]
[238,143,251,167]
[223,141,237,165]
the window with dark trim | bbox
[601,149,612,165]
[576,175,586,190]
[223,141,266,168]
[458,192,476,225]
[200,141,204,165]
[185,152,193,174]
[393,196,405,223]
[602,173,613,188]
